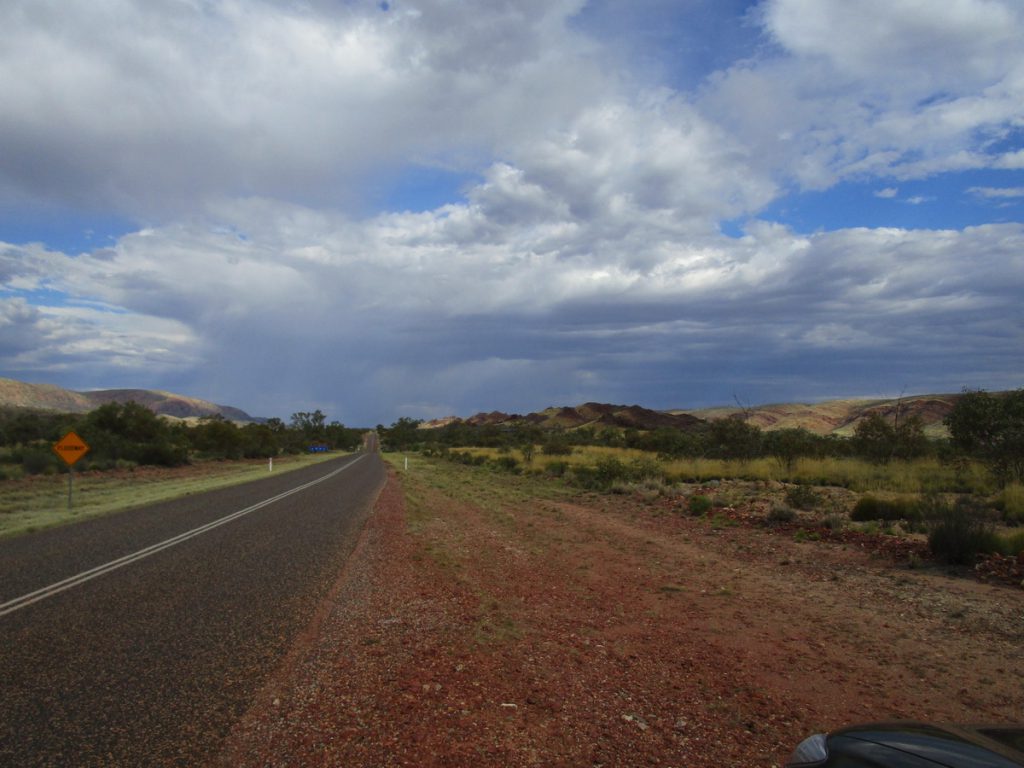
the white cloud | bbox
[702,0,1024,189]
[8,190,1020,418]
[0,293,199,378]
[969,186,1024,198]
[762,0,1022,92]
[1,2,1022,420]
[0,0,602,216]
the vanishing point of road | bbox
[0,450,385,766]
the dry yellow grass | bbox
[0,452,342,538]
[456,445,992,494]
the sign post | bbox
[53,431,90,511]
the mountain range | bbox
[0,376,970,436]
[422,393,963,437]
[0,378,257,422]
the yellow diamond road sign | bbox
[53,431,90,467]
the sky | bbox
[1,0,1022,426]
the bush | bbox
[945,388,1024,485]
[570,457,630,491]
[851,495,921,522]
[544,460,569,477]
[927,497,1001,565]
[20,447,60,475]
[994,483,1024,525]
[541,437,573,456]
[0,463,22,480]
[489,456,520,473]
[999,529,1024,557]
[821,513,846,531]
[785,485,821,511]
[688,495,713,516]
[629,456,664,482]
[767,505,796,524]
[449,450,485,466]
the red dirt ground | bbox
[218,462,1024,767]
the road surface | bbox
[0,451,385,766]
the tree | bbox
[520,443,535,464]
[541,432,573,455]
[240,423,280,458]
[188,415,243,459]
[893,414,929,460]
[381,417,422,451]
[706,417,762,460]
[764,428,820,472]
[853,412,929,464]
[945,389,1024,485]
[80,401,187,466]
[325,420,362,451]
[853,413,896,464]
[290,410,327,441]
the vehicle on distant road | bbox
[786,722,1024,767]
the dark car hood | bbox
[834,722,1024,767]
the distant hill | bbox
[674,394,961,437]
[420,393,970,438]
[421,402,704,432]
[0,378,259,422]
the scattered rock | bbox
[622,713,649,731]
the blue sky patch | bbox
[759,168,1024,234]
[0,203,135,256]
[369,165,477,214]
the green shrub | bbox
[570,457,631,491]
[629,456,664,482]
[785,485,821,511]
[710,512,736,529]
[596,457,630,485]
[450,451,486,466]
[544,460,569,477]
[688,495,712,516]
[0,464,23,480]
[851,495,921,522]
[21,447,60,476]
[489,456,520,473]
[998,529,1024,557]
[541,437,573,456]
[767,505,796,524]
[927,497,1001,565]
[821,513,846,531]
[994,483,1024,525]
[638,477,670,494]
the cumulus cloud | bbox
[0,0,602,216]
[0,1,1022,421]
[761,0,1022,92]
[969,186,1024,199]
[8,190,1021,419]
[0,294,199,383]
[703,0,1024,188]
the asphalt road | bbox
[0,451,385,766]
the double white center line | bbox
[0,455,365,619]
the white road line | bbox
[0,455,366,619]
